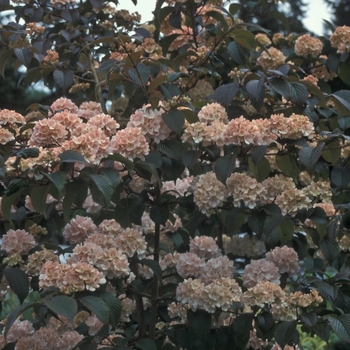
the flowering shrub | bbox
[1,0,350,349]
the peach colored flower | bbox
[1,229,36,255]
[294,34,323,57]
[256,47,286,70]
[243,259,280,288]
[330,25,350,53]
[62,215,98,244]
[266,246,299,275]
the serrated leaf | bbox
[331,167,350,188]
[43,295,78,322]
[87,174,113,206]
[245,76,265,111]
[276,218,294,244]
[162,108,185,134]
[139,259,162,279]
[276,154,300,180]
[30,185,50,217]
[99,292,122,328]
[320,234,340,263]
[103,153,134,176]
[188,309,212,340]
[256,311,275,334]
[227,41,248,65]
[79,296,109,324]
[329,314,350,343]
[53,69,74,90]
[137,63,150,85]
[1,189,25,221]
[299,143,324,169]
[322,140,341,164]
[248,157,270,182]
[14,47,32,67]
[274,321,297,348]
[129,197,145,225]
[3,268,29,304]
[150,202,169,225]
[17,147,39,159]
[232,313,254,348]
[301,313,317,327]
[215,154,236,185]
[289,82,308,105]
[62,180,86,222]
[0,50,14,78]
[207,81,239,106]
[42,171,66,199]
[182,150,201,170]
[59,150,88,163]
[268,77,291,97]
[135,338,157,350]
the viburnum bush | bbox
[1,0,350,349]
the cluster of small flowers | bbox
[127,105,171,142]
[161,176,194,197]
[25,22,45,35]
[255,33,271,47]
[193,171,227,214]
[275,188,312,215]
[26,248,60,276]
[243,246,299,288]
[68,82,90,94]
[176,277,242,313]
[1,229,36,256]
[39,260,106,293]
[256,47,286,70]
[330,25,350,53]
[43,50,59,64]
[294,34,323,57]
[188,79,214,101]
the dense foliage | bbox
[1,0,350,349]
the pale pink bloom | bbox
[176,252,205,278]
[161,176,194,197]
[98,219,123,235]
[176,278,205,311]
[56,331,84,349]
[50,97,78,114]
[62,215,98,244]
[266,246,299,275]
[189,236,221,259]
[256,47,286,70]
[1,229,36,255]
[330,25,350,53]
[275,188,312,216]
[295,34,323,57]
[0,109,25,125]
[85,315,103,335]
[110,127,149,160]
[82,194,102,214]
[87,113,120,137]
[78,101,103,120]
[6,319,35,343]
[26,249,59,276]
[243,259,280,288]
[127,106,170,143]
[193,172,227,214]
[51,110,82,134]
[29,118,68,147]
[0,128,15,144]
[197,103,228,124]
[200,256,235,284]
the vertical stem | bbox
[149,222,160,341]
[130,261,146,338]
[88,54,107,114]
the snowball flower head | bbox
[189,236,221,259]
[110,127,150,160]
[1,229,36,255]
[256,47,286,70]
[294,34,323,57]
[266,246,299,275]
[330,25,350,53]
[62,215,98,244]
[193,171,227,214]
[242,259,280,288]
[197,103,229,125]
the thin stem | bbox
[149,222,160,341]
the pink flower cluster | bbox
[39,260,106,293]
[1,229,36,255]
[330,25,350,53]
[294,34,323,57]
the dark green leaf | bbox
[276,154,300,180]
[274,321,297,348]
[182,150,201,170]
[289,82,308,105]
[320,234,340,263]
[331,167,350,188]
[329,314,350,343]
[188,309,212,339]
[227,41,248,65]
[43,295,78,322]
[139,259,162,279]
[135,338,157,350]
[0,50,14,78]
[62,180,86,222]
[339,60,350,86]
[99,292,122,328]
[30,185,50,217]
[42,171,66,199]
[232,313,254,348]
[268,77,290,97]
[87,174,113,205]
[248,157,270,182]
[1,189,25,221]
[207,81,239,106]
[256,311,275,334]
[17,148,39,159]
[322,140,341,164]
[14,47,32,67]
[299,143,324,169]
[59,150,88,163]
[175,327,195,349]
[245,76,265,111]
[214,154,236,184]
[53,69,74,90]
[150,202,169,224]
[301,313,317,327]
[162,109,185,134]
[129,197,146,225]
[79,296,109,324]
[3,268,29,304]
[276,219,294,244]
[103,153,134,176]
